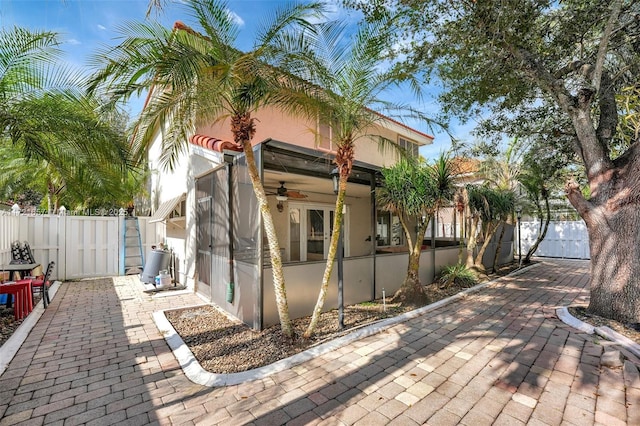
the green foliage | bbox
[350,0,640,179]
[0,26,134,211]
[439,263,478,289]
[378,158,438,218]
[90,0,328,170]
[466,185,514,223]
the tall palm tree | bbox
[1,27,133,210]
[301,18,427,338]
[89,0,326,340]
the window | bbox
[317,116,339,150]
[398,136,419,157]
[318,120,332,150]
[169,199,186,219]
[376,211,403,247]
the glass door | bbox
[307,209,325,261]
[288,203,348,262]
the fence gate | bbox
[519,220,590,260]
[65,216,119,279]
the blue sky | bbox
[1,0,471,159]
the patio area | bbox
[0,259,638,425]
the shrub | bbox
[439,263,478,289]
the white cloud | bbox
[67,39,81,45]
[97,24,106,30]
[226,10,244,27]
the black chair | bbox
[21,241,37,264]
[19,261,55,308]
[10,241,22,264]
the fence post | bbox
[58,207,67,281]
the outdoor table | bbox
[0,281,33,320]
[1,263,41,281]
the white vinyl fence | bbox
[519,220,590,260]
[0,212,164,280]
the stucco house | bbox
[146,106,469,330]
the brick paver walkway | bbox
[1,259,639,425]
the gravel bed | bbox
[165,301,411,374]
[165,277,483,375]
[0,307,23,347]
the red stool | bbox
[0,281,33,320]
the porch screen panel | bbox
[195,173,213,299]
[232,150,261,329]
[209,166,230,307]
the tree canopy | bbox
[350,0,640,323]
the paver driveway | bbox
[0,259,639,425]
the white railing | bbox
[0,212,164,280]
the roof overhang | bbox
[149,194,186,223]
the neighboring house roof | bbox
[451,157,481,176]
[451,157,485,186]
[189,134,243,152]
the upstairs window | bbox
[398,136,419,157]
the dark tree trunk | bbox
[583,204,640,325]
[524,192,550,264]
[566,134,640,325]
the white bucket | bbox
[159,270,171,287]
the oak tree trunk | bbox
[564,111,640,325]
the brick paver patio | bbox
[1,259,639,425]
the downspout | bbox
[227,162,235,303]
[257,145,264,331]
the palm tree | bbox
[0,27,133,211]
[465,185,514,272]
[89,0,326,340]
[301,18,427,338]
[377,157,456,305]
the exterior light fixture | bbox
[331,167,339,195]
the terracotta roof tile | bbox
[189,134,243,153]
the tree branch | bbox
[596,71,618,148]
[592,0,622,93]
[565,178,593,221]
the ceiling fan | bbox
[270,182,308,200]
[268,182,307,211]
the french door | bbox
[288,203,348,262]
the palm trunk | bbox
[235,115,293,339]
[474,222,499,271]
[303,174,347,338]
[465,216,480,268]
[391,221,429,306]
[491,220,507,273]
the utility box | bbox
[140,249,171,284]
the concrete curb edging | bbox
[556,307,640,359]
[0,281,61,377]
[154,262,543,387]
